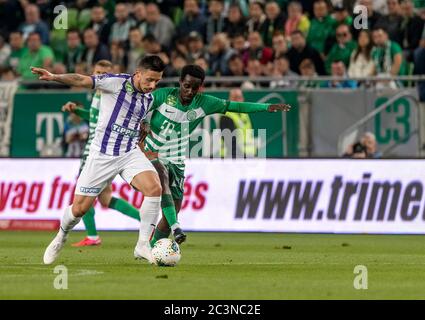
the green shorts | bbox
[155,159,185,201]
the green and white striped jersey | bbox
[144,87,269,168]
[82,91,101,159]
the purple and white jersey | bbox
[89,73,153,156]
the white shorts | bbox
[75,147,156,196]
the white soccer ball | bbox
[151,238,181,267]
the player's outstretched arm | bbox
[30,67,93,88]
[227,101,291,113]
[62,101,90,120]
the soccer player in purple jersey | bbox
[31,56,166,265]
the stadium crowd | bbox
[0,0,424,89]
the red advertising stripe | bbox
[0,219,60,231]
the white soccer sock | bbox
[58,205,81,239]
[137,196,161,246]
[170,223,181,232]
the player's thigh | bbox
[75,151,117,198]
[152,160,171,194]
[98,184,113,207]
[120,148,162,196]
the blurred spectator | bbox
[18,4,49,45]
[209,33,235,75]
[0,34,11,67]
[142,34,163,55]
[127,27,145,73]
[88,5,111,46]
[371,27,406,88]
[223,0,250,17]
[110,41,127,71]
[0,66,17,81]
[82,29,111,69]
[230,33,248,56]
[298,58,322,88]
[227,53,247,76]
[270,54,299,88]
[348,30,375,78]
[376,0,404,45]
[63,113,89,158]
[272,33,288,60]
[284,1,310,38]
[133,2,147,27]
[361,132,382,158]
[206,0,226,44]
[110,3,136,44]
[307,0,336,55]
[243,31,273,66]
[176,0,207,41]
[343,141,368,158]
[7,31,24,72]
[63,29,84,73]
[0,0,24,35]
[287,30,326,75]
[400,0,424,62]
[186,31,209,63]
[325,24,357,74]
[194,56,211,75]
[17,32,54,80]
[322,60,357,88]
[142,2,175,50]
[243,57,264,88]
[332,3,353,27]
[167,54,188,77]
[263,1,286,47]
[246,1,267,35]
[224,3,247,38]
[52,62,67,75]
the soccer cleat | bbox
[71,237,102,247]
[173,228,187,244]
[43,235,67,265]
[134,242,157,265]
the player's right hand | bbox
[30,67,54,81]
[62,101,78,113]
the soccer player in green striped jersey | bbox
[143,65,291,246]
[62,60,141,247]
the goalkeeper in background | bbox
[141,65,291,246]
[62,60,141,247]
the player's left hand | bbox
[268,104,291,112]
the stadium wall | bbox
[1,158,425,234]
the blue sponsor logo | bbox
[111,123,139,138]
[80,187,101,194]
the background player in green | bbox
[142,65,291,246]
[62,60,141,247]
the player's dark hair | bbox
[180,64,206,82]
[138,55,166,72]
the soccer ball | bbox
[151,238,181,267]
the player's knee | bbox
[72,202,90,217]
[145,182,162,197]
[98,196,110,207]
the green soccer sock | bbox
[150,228,171,247]
[161,194,178,228]
[82,207,97,237]
[109,197,140,221]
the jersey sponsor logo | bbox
[165,109,175,114]
[186,110,197,121]
[125,81,134,94]
[111,123,139,138]
[166,95,177,106]
[79,187,101,194]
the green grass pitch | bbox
[1,231,425,299]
